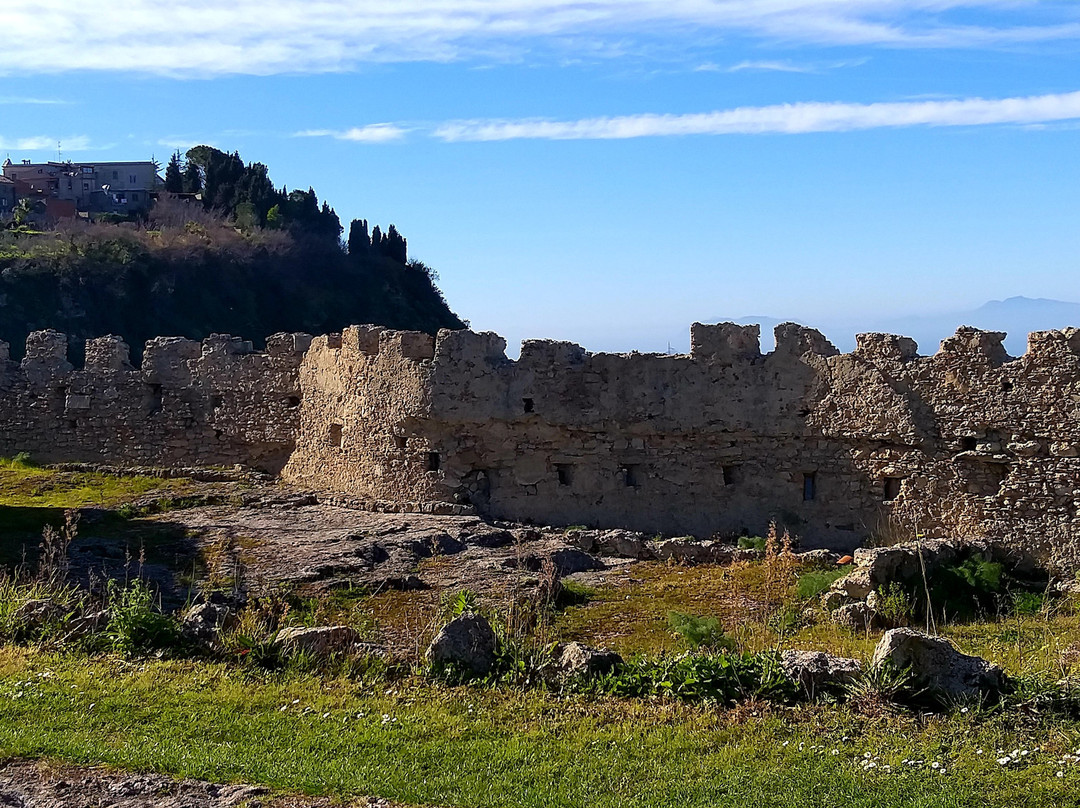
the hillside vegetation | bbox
[0,147,464,358]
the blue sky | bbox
[2,1,1079,354]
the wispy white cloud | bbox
[0,1,1076,76]
[0,96,68,105]
[294,124,409,143]
[431,90,1080,141]
[0,135,92,151]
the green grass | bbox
[1,648,1079,807]
[0,460,182,509]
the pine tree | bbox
[163,151,183,193]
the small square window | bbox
[556,464,573,486]
[884,477,903,501]
[522,397,534,413]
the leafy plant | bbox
[104,579,180,656]
[667,612,736,651]
[440,588,480,621]
[737,536,766,552]
[875,582,914,628]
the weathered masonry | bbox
[4,322,1080,566]
[280,323,1080,566]
[0,330,311,473]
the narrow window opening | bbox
[427,451,441,472]
[962,436,978,452]
[285,395,301,409]
[393,435,408,450]
[329,423,343,447]
[211,394,224,409]
[883,477,903,501]
[622,464,640,487]
[1001,380,1013,393]
[146,383,163,416]
[802,472,817,502]
[722,465,738,486]
[522,398,535,413]
[556,464,573,487]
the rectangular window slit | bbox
[884,477,903,501]
[329,423,343,447]
[622,465,640,487]
[556,464,573,486]
[803,472,816,502]
[394,435,408,450]
[522,398,534,413]
[722,465,737,486]
[427,451,441,472]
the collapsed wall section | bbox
[283,320,1080,563]
[0,329,311,472]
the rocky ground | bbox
[0,759,399,808]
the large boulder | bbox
[427,613,498,675]
[553,642,622,680]
[871,628,1005,700]
[274,625,361,657]
[781,650,862,697]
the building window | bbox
[427,451,441,472]
[329,424,343,447]
[83,182,89,191]
[962,436,978,452]
[884,477,903,501]
[129,174,137,184]
[722,465,738,486]
[556,464,573,486]
[522,397,534,413]
[393,435,407,450]
[803,472,817,502]
[622,464,640,487]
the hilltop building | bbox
[1,158,162,218]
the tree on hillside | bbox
[163,151,184,193]
[182,159,202,194]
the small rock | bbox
[181,602,238,645]
[781,650,862,697]
[427,613,498,675]
[13,599,62,631]
[798,549,841,565]
[831,602,879,632]
[829,569,873,600]
[871,628,1006,700]
[553,642,622,680]
[549,548,604,576]
[466,529,515,548]
[274,625,360,657]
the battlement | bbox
[7,319,1080,567]
[0,328,311,473]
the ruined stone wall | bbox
[282,321,1080,563]
[0,329,311,473]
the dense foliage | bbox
[0,147,464,357]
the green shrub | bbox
[875,582,914,627]
[440,589,480,621]
[795,565,851,601]
[737,536,767,552]
[667,612,735,651]
[925,556,1006,621]
[104,579,180,656]
[1011,590,1046,616]
[584,652,796,705]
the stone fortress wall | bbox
[280,322,1080,565]
[4,321,1080,565]
[0,329,312,473]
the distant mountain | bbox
[716,296,1080,356]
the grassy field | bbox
[2,647,1080,808]
[4,461,1080,806]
